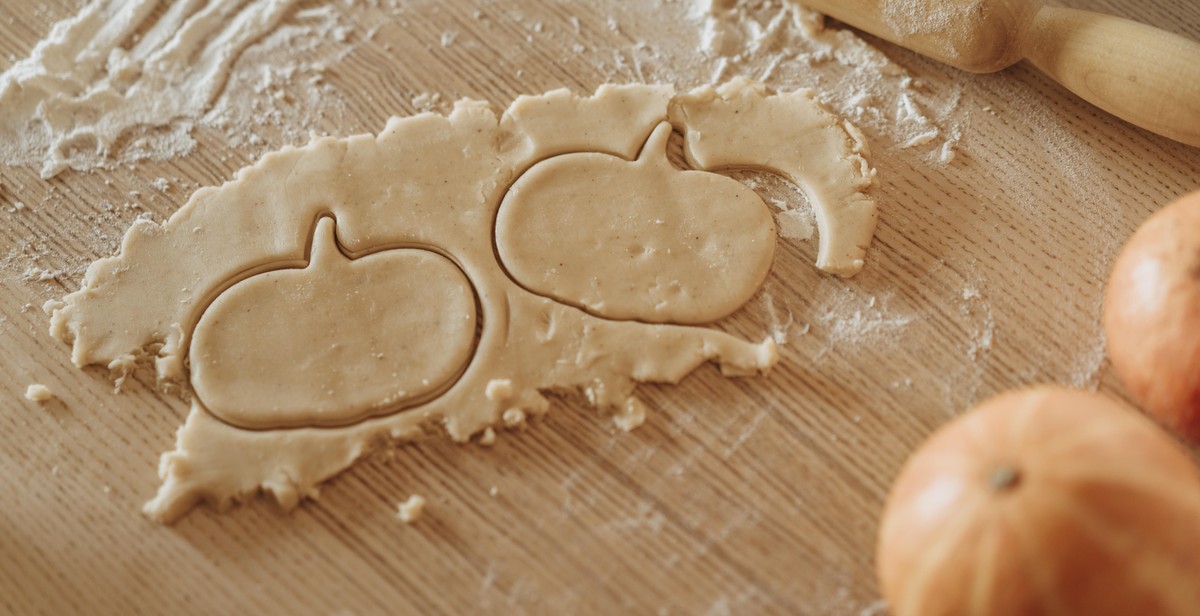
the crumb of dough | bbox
[485,379,513,401]
[613,398,647,432]
[488,486,498,497]
[411,92,442,112]
[939,139,958,164]
[502,408,526,429]
[25,384,54,403]
[479,427,496,446]
[397,495,426,523]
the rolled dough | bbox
[190,217,479,430]
[497,121,776,324]
[48,78,877,522]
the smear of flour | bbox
[776,209,815,240]
[882,0,983,38]
[811,287,916,360]
[2,0,961,176]
[960,287,994,362]
[674,0,963,163]
[0,0,358,178]
[731,170,818,245]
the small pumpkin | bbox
[1105,189,1200,443]
[877,387,1200,616]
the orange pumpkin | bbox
[876,387,1200,616]
[1105,190,1200,443]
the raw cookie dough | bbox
[497,121,775,324]
[191,217,478,430]
[48,78,877,523]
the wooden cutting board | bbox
[2,0,1198,613]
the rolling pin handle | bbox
[1021,7,1200,147]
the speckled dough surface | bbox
[48,79,877,522]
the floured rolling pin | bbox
[800,0,1200,147]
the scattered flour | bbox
[729,169,819,246]
[812,287,916,359]
[882,0,982,38]
[0,0,296,177]
[21,266,63,283]
[411,92,444,112]
[759,288,800,345]
[961,290,994,362]
[675,0,963,163]
[0,0,363,177]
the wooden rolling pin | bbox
[800,0,1200,147]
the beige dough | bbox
[190,217,478,430]
[48,78,877,523]
[497,121,775,324]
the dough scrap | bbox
[669,79,877,276]
[25,384,55,403]
[397,494,426,524]
[48,80,877,523]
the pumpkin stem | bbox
[988,466,1021,492]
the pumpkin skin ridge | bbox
[1021,418,1140,461]
[966,513,1005,616]
[1005,387,1047,444]
[1035,486,1148,609]
[1036,474,1200,615]
[1007,496,1077,616]
[1043,460,1200,612]
[1043,461,1200,514]
[879,408,1018,616]
[890,493,988,616]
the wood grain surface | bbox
[2,0,1199,614]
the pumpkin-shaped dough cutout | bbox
[496,121,776,325]
[190,217,479,430]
